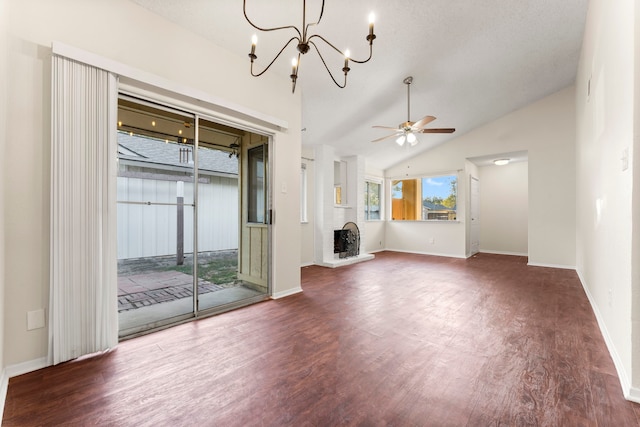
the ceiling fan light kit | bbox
[244,0,376,93]
[372,76,455,146]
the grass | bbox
[168,256,238,286]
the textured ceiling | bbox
[130,0,589,170]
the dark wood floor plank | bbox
[4,251,639,426]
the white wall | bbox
[385,86,576,266]
[634,0,640,396]
[0,0,8,411]
[300,146,315,266]
[4,0,301,367]
[478,161,528,256]
[575,0,637,399]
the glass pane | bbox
[196,118,253,312]
[421,175,457,220]
[365,181,381,220]
[117,98,196,336]
[391,179,418,220]
[248,145,265,223]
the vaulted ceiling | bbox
[130,0,589,170]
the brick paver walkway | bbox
[118,271,226,312]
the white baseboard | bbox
[627,386,640,404]
[271,287,303,299]
[367,248,386,254]
[576,269,636,402]
[527,261,576,270]
[300,261,315,267]
[0,368,7,422]
[385,248,467,259]
[6,357,48,378]
[479,249,528,257]
[1,357,48,421]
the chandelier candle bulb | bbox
[344,49,350,69]
[369,12,375,37]
[251,34,257,55]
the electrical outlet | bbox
[429,237,435,244]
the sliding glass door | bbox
[117,98,196,335]
[116,97,270,337]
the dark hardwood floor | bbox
[4,251,640,426]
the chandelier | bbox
[244,0,376,93]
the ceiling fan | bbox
[372,76,455,146]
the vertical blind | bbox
[49,55,118,365]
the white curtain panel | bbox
[49,55,118,365]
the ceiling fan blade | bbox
[372,125,401,131]
[412,115,436,130]
[420,128,456,134]
[371,133,401,143]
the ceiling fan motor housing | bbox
[399,121,415,130]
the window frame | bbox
[364,177,383,221]
[390,172,458,222]
[300,162,308,223]
[247,145,266,224]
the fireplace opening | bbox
[333,222,360,259]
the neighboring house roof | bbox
[423,201,455,211]
[117,131,238,175]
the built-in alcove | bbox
[334,160,347,205]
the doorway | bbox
[470,176,480,255]
[116,96,270,337]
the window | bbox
[248,145,266,223]
[364,180,381,220]
[300,163,308,222]
[391,174,457,221]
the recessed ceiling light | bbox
[494,159,510,166]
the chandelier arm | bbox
[345,43,373,64]
[317,0,325,25]
[309,41,347,88]
[243,0,302,39]
[303,0,325,38]
[307,34,373,64]
[302,0,324,41]
[251,37,300,77]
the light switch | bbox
[621,147,629,171]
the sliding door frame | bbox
[117,90,273,339]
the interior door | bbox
[470,176,480,255]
